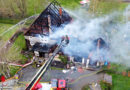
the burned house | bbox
[69,38,109,68]
[24,0,72,58]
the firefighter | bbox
[62,35,69,45]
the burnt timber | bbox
[25,0,72,36]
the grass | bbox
[9,34,27,64]
[0,18,21,24]
[96,1,129,16]
[56,0,81,9]
[0,0,129,23]
[111,63,128,72]
[0,23,26,77]
[9,66,21,77]
[13,34,26,50]
[26,0,47,16]
[82,85,90,90]
[0,23,27,64]
[0,0,81,23]
[0,23,13,35]
[100,72,130,90]
[25,0,81,17]
[102,63,129,74]
[0,23,19,41]
[50,67,64,70]
[100,81,112,90]
[112,74,130,90]
[102,63,130,90]
[24,0,81,16]
[59,55,68,64]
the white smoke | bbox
[109,6,130,66]
[50,6,130,66]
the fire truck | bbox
[51,79,67,90]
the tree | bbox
[0,0,27,18]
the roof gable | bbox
[25,0,72,36]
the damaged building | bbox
[24,0,72,58]
[22,0,109,68]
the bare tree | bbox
[15,0,27,17]
[0,0,27,18]
[0,41,10,78]
[0,40,21,78]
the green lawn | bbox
[100,74,130,90]
[56,0,81,9]
[0,23,27,64]
[102,63,129,75]
[0,23,13,35]
[96,2,129,15]
[102,63,130,90]
[0,18,21,24]
[0,23,26,52]
[0,23,20,41]
[112,74,130,90]
[26,0,81,16]
[82,73,130,90]
[8,34,27,64]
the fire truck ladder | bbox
[26,37,69,90]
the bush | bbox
[50,67,63,70]
[59,55,68,65]
[82,85,90,90]
[100,81,112,90]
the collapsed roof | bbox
[25,0,72,36]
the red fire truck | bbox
[51,79,67,90]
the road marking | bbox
[5,70,102,89]
[68,70,102,84]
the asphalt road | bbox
[18,65,103,90]
[42,69,103,90]
[68,74,103,90]
[18,65,39,82]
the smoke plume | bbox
[50,6,130,66]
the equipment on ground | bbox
[26,36,69,90]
